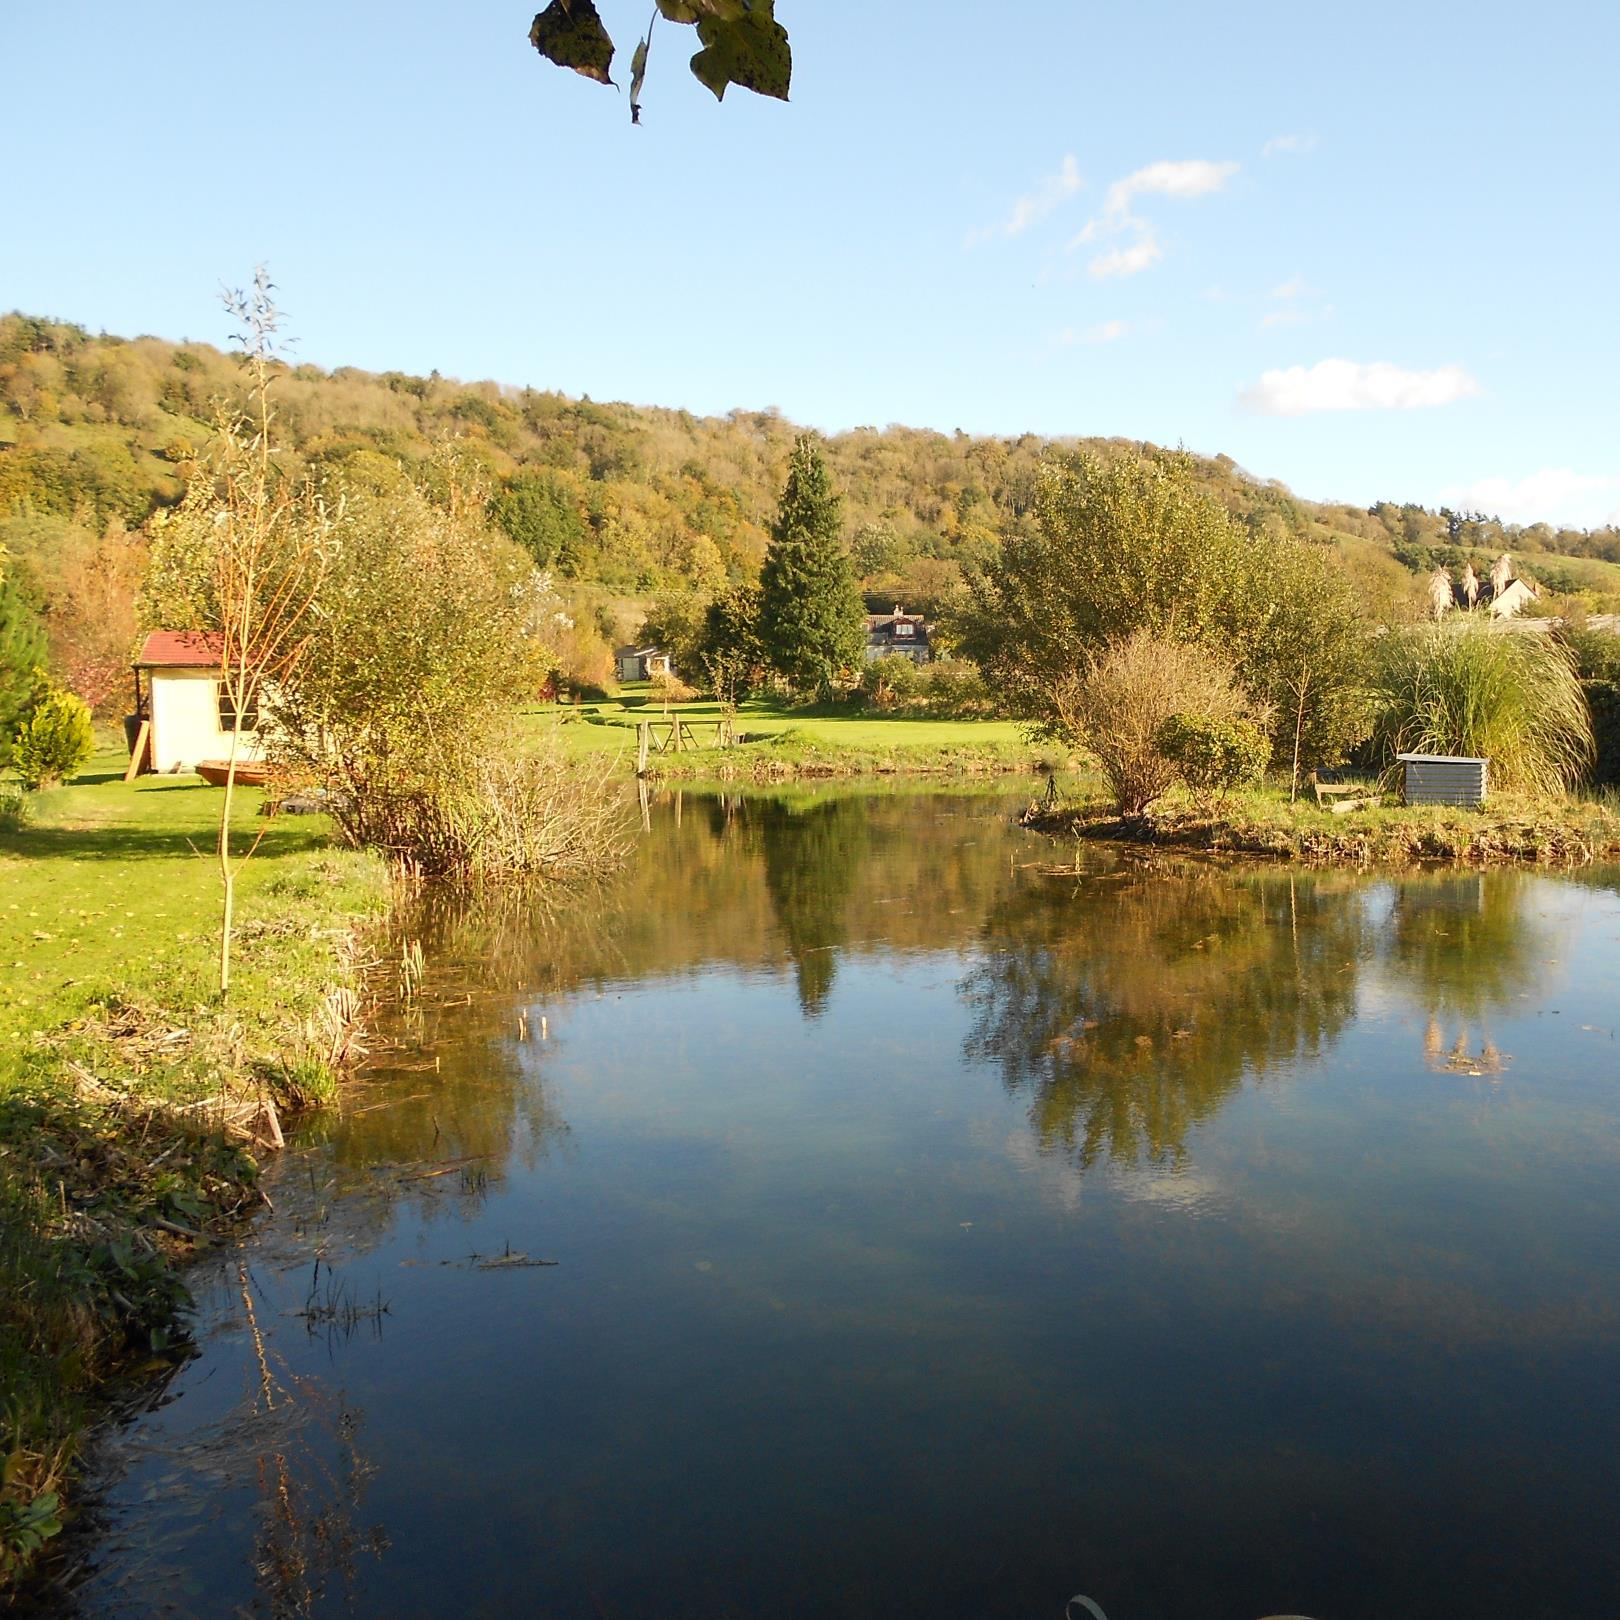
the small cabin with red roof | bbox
[130,632,266,774]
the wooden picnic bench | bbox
[1311,769,1379,815]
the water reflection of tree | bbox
[1383,872,1545,1072]
[963,869,1365,1170]
[1383,872,1542,1020]
[754,797,871,1017]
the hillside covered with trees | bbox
[4,309,1619,705]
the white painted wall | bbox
[148,670,265,773]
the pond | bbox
[59,790,1620,1618]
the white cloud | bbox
[1090,235,1163,278]
[1269,274,1310,301]
[1104,158,1239,215]
[1062,157,1237,277]
[1057,319,1131,346]
[1263,132,1317,157]
[1239,358,1482,415]
[1199,284,1229,302]
[1260,309,1309,328]
[1438,469,1620,528]
[968,154,1084,244]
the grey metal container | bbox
[1397,753,1488,807]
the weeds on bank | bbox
[1025,777,1620,865]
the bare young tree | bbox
[210,270,330,994]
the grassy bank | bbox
[529,691,1050,780]
[0,749,388,1586]
[1025,778,1620,866]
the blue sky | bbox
[4,0,1616,526]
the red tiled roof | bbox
[135,631,223,668]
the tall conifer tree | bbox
[758,436,865,699]
[0,572,48,762]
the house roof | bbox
[135,631,222,669]
[865,615,927,639]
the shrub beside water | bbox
[1055,632,1262,816]
[1560,625,1620,787]
[347,748,630,881]
[1155,713,1272,808]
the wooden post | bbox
[123,720,152,783]
[637,720,650,777]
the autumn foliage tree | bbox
[958,449,1371,773]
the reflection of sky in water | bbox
[62,797,1620,1620]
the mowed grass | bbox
[0,747,385,1070]
[524,689,1048,777]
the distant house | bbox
[1434,556,1542,622]
[130,631,266,774]
[615,646,674,683]
[864,606,931,664]
[1485,577,1539,619]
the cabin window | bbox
[894,621,915,637]
[218,683,259,733]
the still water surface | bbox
[67,791,1620,1618]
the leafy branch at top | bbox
[529,0,790,123]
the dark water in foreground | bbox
[62,791,1620,1619]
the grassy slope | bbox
[0,748,387,1584]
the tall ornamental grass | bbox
[1372,622,1594,795]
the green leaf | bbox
[529,0,616,86]
[629,34,649,123]
[689,7,791,101]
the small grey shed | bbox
[1397,753,1488,807]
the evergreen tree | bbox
[0,571,48,763]
[758,436,865,699]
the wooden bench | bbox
[1311,770,1377,814]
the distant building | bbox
[131,631,266,774]
[863,606,931,664]
[615,646,674,682]
[1435,556,1542,621]
[1485,577,1539,619]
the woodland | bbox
[4,310,1618,713]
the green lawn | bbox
[0,746,387,1582]
[1,749,384,1067]
[528,689,1049,777]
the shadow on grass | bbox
[1,817,332,864]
